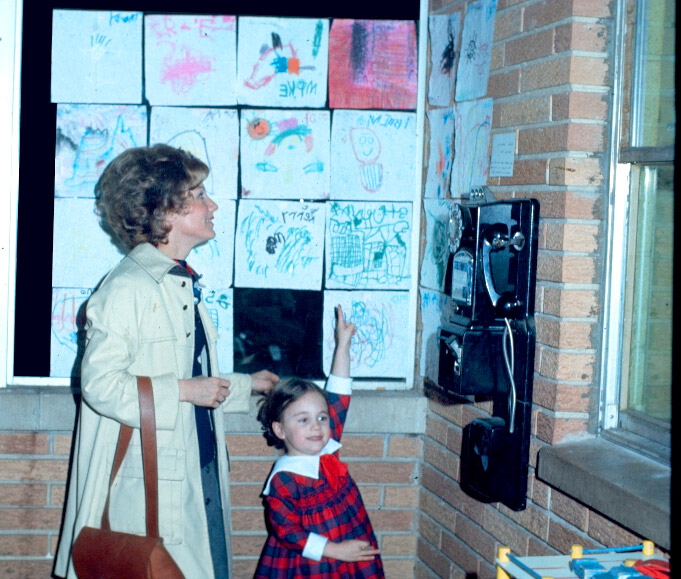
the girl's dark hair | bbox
[257,378,328,450]
[94,143,209,251]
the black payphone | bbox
[433,197,539,511]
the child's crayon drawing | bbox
[150,107,239,198]
[202,288,234,374]
[55,104,147,198]
[330,109,416,201]
[323,290,409,378]
[240,109,330,199]
[450,98,493,197]
[425,107,455,199]
[237,17,329,108]
[50,288,92,378]
[51,10,143,104]
[234,199,326,290]
[419,288,453,384]
[145,14,237,106]
[325,201,412,290]
[328,19,418,110]
[420,199,453,292]
[428,13,462,107]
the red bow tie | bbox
[319,453,348,490]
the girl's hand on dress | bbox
[179,376,231,408]
[323,539,380,562]
[250,369,280,393]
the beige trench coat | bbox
[54,243,252,579]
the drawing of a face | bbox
[350,127,380,164]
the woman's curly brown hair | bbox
[257,378,328,451]
[95,144,209,251]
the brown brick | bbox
[555,92,609,123]
[555,22,608,53]
[445,424,462,455]
[426,416,448,445]
[385,486,419,508]
[342,435,384,457]
[0,459,69,482]
[495,96,551,127]
[533,377,592,413]
[0,484,47,506]
[551,490,589,531]
[535,316,594,349]
[573,0,612,17]
[230,508,266,532]
[587,510,646,547]
[357,484,380,506]
[427,398,464,426]
[440,531,482,575]
[570,56,609,85]
[530,477,551,509]
[0,534,48,556]
[498,159,548,186]
[494,7,522,42]
[549,157,604,187]
[418,510,442,548]
[420,486,457,534]
[53,434,73,456]
[547,517,598,554]
[382,559,415,579]
[0,560,56,578]
[388,435,422,458]
[521,58,571,92]
[0,507,63,530]
[542,221,599,253]
[506,29,555,66]
[542,287,599,317]
[0,434,49,455]
[369,509,414,532]
[424,439,458,480]
[500,502,550,542]
[524,0,573,29]
[348,461,415,484]
[456,514,497,561]
[417,536,453,579]
[231,534,267,557]
[225,434,275,457]
[381,533,417,555]
[537,253,597,284]
[482,507,532,555]
[535,410,590,444]
[232,558,258,579]
[50,484,66,507]
[537,347,596,382]
[230,483,265,507]
[228,460,276,483]
[488,69,521,98]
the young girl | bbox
[255,305,384,579]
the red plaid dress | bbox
[255,390,384,579]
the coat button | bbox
[186,332,191,338]
[181,281,187,287]
[205,498,211,505]
[183,304,188,310]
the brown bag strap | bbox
[100,376,160,538]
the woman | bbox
[54,144,279,578]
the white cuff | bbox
[302,532,328,561]
[326,374,352,395]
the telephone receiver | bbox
[481,224,526,318]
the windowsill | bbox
[537,437,671,551]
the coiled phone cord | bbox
[503,318,517,434]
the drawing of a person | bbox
[350,127,383,192]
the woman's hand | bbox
[323,539,380,562]
[250,369,280,393]
[179,376,231,408]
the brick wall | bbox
[415,0,667,577]
[0,402,423,578]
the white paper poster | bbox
[188,199,236,289]
[237,17,329,108]
[323,290,410,378]
[144,14,237,106]
[52,198,124,289]
[455,0,497,102]
[428,13,461,107]
[240,109,331,200]
[330,109,417,201]
[420,199,453,292]
[50,288,92,378]
[51,10,143,104]
[325,201,412,290]
[202,288,234,374]
[450,98,493,197]
[419,288,453,383]
[425,107,455,199]
[150,107,239,199]
[55,104,147,198]
[234,200,326,290]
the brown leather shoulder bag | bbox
[72,376,184,578]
